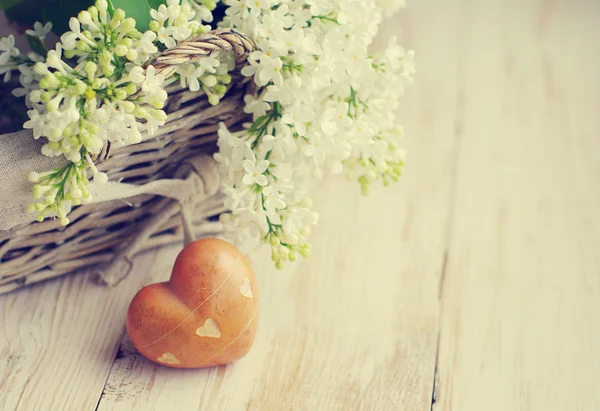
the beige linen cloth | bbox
[0,129,219,232]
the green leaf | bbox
[111,0,167,32]
[106,0,114,15]
[27,35,46,56]
[43,0,94,36]
[0,0,25,10]
[146,0,168,9]
[5,0,168,35]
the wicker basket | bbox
[0,28,255,295]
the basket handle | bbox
[151,28,256,79]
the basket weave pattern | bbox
[0,29,255,294]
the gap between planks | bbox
[431,0,472,408]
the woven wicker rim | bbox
[153,28,255,78]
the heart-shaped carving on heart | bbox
[126,238,259,369]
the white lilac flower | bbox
[141,66,167,99]
[246,0,272,17]
[150,0,204,49]
[305,0,333,17]
[26,22,53,40]
[133,31,159,65]
[223,184,252,211]
[215,0,415,266]
[0,35,19,66]
[148,0,232,103]
[281,104,315,136]
[242,158,270,187]
[255,54,283,87]
[244,94,270,118]
[185,0,217,23]
[176,53,221,92]
[259,133,296,160]
[0,66,13,82]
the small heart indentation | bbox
[240,277,253,298]
[196,318,222,338]
[157,352,180,365]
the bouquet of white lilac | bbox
[1,0,228,225]
[217,0,415,266]
[0,0,414,268]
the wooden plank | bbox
[95,2,461,410]
[434,0,600,410]
[0,251,174,411]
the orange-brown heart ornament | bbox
[126,238,259,369]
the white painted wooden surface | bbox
[1,0,599,410]
[433,1,600,410]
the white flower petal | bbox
[256,160,269,174]
[255,174,268,186]
[242,159,255,173]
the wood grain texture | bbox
[434,1,600,410]
[94,1,460,409]
[0,252,175,410]
[1,0,599,410]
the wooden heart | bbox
[126,238,259,369]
